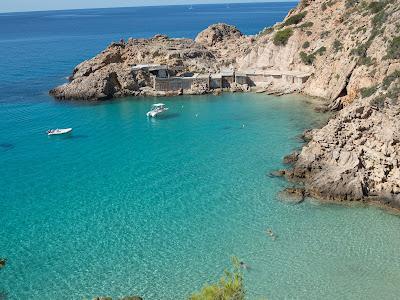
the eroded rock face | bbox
[50,26,251,100]
[50,36,219,100]
[266,0,400,210]
[288,98,400,209]
[195,23,243,46]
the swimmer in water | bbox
[0,258,6,269]
[239,261,250,270]
[266,228,276,240]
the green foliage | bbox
[300,51,315,65]
[360,85,378,98]
[321,3,327,11]
[299,45,327,65]
[368,1,386,14]
[372,10,387,27]
[370,95,386,109]
[327,0,337,7]
[281,12,307,27]
[358,56,374,66]
[320,31,330,39]
[355,26,367,34]
[189,257,245,300]
[333,39,343,52]
[306,31,312,36]
[273,28,293,46]
[345,0,360,8]
[382,70,400,90]
[299,21,313,29]
[386,37,400,60]
[315,46,326,56]
[302,41,310,49]
[351,43,368,56]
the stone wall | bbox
[154,77,209,91]
[153,71,309,92]
[210,77,222,89]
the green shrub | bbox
[302,41,310,49]
[320,31,330,38]
[300,51,315,65]
[299,21,314,29]
[327,0,336,7]
[382,70,400,90]
[273,28,293,46]
[355,26,367,34]
[351,43,368,56]
[306,31,312,36]
[315,46,327,56]
[370,95,385,108]
[372,11,387,27]
[386,37,400,59]
[321,3,327,10]
[333,39,343,52]
[190,257,245,300]
[345,0,360,8]
[368,1,386,13]
[358,56,374,66]
[281,12,307,27]
[360,85,378,98]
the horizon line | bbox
[0,1,298,15]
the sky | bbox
[0,0,297,13]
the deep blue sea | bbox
[1,2,400,300]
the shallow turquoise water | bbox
[1,93,400,299]
[1,3,400,299]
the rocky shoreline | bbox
[50,0,400,211]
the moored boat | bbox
[146,103,168,118]
[47,128,73,136]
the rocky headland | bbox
[50,0,400,210]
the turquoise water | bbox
[1,93,400,299]
[1,2,400,299]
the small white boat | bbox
[146,103,168,118]
[47,128,73,136]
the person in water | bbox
[0,258,6,269]
[239,261,250,270]
[266,228,276,240]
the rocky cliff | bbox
[250,0,400,210]
[50,24,251,100]
[50,0,400,209]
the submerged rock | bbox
[283,152,299,165]
[280,187,306,204]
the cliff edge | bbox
[254,0,400,210]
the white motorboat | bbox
[47,128,73,136]
[146,103,168,118]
